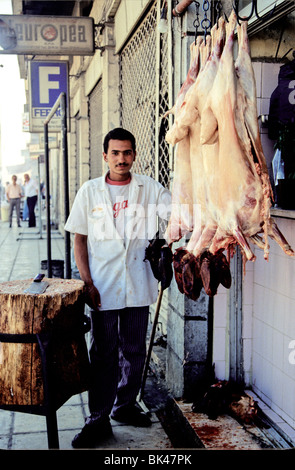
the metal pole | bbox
[37,332,59,449]
[60,93,71,279]
[44,92,71,279]
[229,247,244,385]
[139,286,163,400]
[44,123,52,278]
[37,156,43,239]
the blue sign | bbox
[29,60,69,132]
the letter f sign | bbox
[39,66,60,104]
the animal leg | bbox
[233,226,256,261]
[268,218,294,257]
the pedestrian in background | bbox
[6,175,22,228]
[24,173,38,228]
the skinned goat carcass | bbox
[166,11,294,300]
[165,37,203,244]
[200,13,293,262]
[166,20,225,252]
[234,20,294,259]
[199,12,263,262]
[168,19,232,299]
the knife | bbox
[24,273,49,294]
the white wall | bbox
[250,216,295,429]
[114,0,152,52]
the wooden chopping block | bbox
[0,278,90,408]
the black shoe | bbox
[111,404,152,427]
[71,418,113,449]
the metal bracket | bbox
[94,21,114,52]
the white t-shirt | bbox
[106,174,130,244]
[24,178,38,198]
[65,172,171,311]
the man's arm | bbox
[74,233,101,311]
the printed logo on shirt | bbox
[113,200,128,218]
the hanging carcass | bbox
[165,12,294,300]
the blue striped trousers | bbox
[87,306,149,422]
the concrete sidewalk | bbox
[0,215,173,451]
[0,391,172,450]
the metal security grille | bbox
[89,79,103,179]
[158,31,170,188]
[119,0,171,189]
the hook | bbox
[201,0,211,45]
[193,1,200,43]
[214,1,229,27]
[232,0,253,21]
[215,0,223,26]
[232,0,277,23]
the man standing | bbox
[24,173,38,227]
[65,128,171,448]
[6,175,22,228]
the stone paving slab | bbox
[0,392,172,450]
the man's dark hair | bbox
[103,128,136,153]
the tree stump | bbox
[0,278,90,408]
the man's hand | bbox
[84,282,101,312]
[74,233,101,312]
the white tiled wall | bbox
[250,217,295,429]
[213,61,295,431]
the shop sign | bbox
[0,15,94,55]
[29,60,69,133]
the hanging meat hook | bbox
[193,1,200,43]
[232,0,277,23]
[215,0,222,23]
[214,0,229,27]
[201,0,211,45]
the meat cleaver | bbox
[24,273,49,294]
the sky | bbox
[0,0,28,182]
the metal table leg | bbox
[0,331,60,449]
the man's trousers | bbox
[27,195,37,227]
[9,198,21,225]
[87,306,149,422]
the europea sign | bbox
[0,15,94,55]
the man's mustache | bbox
[116,163,129,167]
